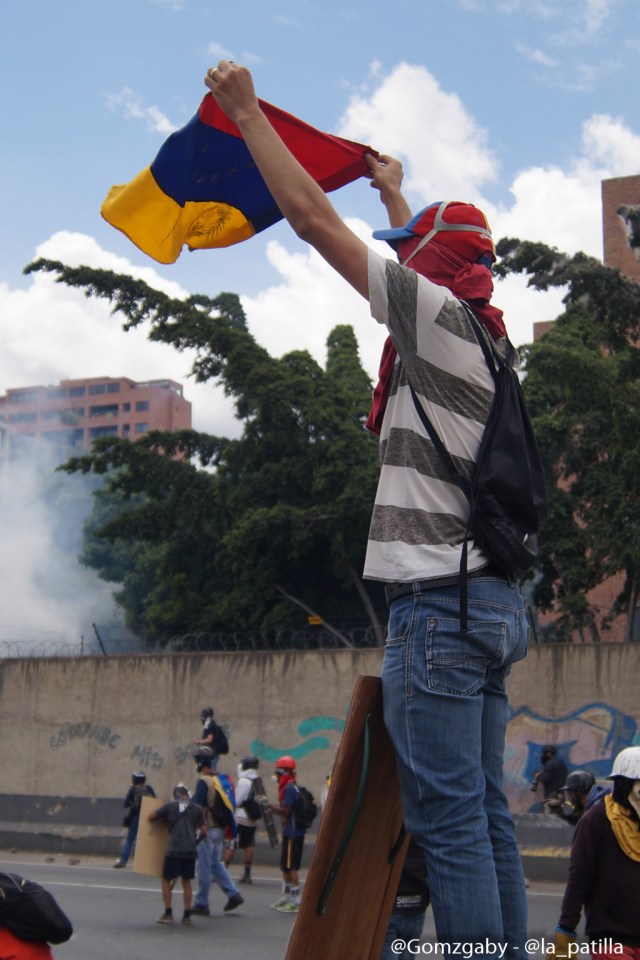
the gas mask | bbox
[560,791,579,820]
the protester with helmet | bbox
[553,746,640,960]
[113,771,156,868]
[546,770,610,825]
[269,755,304,913]
[224,756,262,884]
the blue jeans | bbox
[119,813,139,864]
[195,828,238,908]
[381,575,529,958]
[381,910,427,960]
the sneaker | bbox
[113,861,126,869]
[223,893,244,912]
[270,895,290,910]
[276,899,300,913]
[190,904,210,916]
[156,913,173,925]
[238,875,252,884]
[181,914,191,925]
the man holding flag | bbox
[202,59,529,958]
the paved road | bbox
[3,852,573,960]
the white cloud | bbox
[516,44,558,67]
[337,63,497,203]
[207,41,236,60]
[105,87,177,135]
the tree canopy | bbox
[496,239,640,641]
[24,259,385,646]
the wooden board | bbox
[132,795,169,877]
[285,675,408,960]
[253,776,279,848]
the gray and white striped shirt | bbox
[364,249,496,584]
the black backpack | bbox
[243,782,262,822]
[212,723,229,756]
[294,785,318,830]
[0,872,73,944]
[410,305,547,629]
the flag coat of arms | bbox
[101,94,376,264]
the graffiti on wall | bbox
[49,722,121,751]
[130,744,164,770]
[250,714,346,765]
[505,701,638,813]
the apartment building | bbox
[0,376,192,456]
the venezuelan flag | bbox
[101,94,376,265]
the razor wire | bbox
[0,626,381,658]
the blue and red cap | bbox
[373,200,495,266]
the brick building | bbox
[0,376,191,457]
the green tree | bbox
[26,260,385,645]
[496,240,640,641]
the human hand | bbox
[552,927,577,959]
[204,60,261,126]
[366,153,405,198]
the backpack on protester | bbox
[409,304,547,630]
[293,785,318,830]
[211,723,229,756]
[242,781,262,822]
[0,872,73,944]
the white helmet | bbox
[607,747,640,780]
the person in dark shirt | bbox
[114,770,155,868]
[533,745,568,799]
[148,784,205,926]
[553,746,640,960]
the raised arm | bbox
[204,61,369,299]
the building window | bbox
[45,388,67,400]
[123,402,131,412]
[89,404,118,418]
[8,411,37,423]
[89,426,118,439]
[88,384,107,395]
[106,383,120,394]
[134,422,148,434]
[8,391,40,404]
[69,386,85,397]
[135,400,149,412]
[122,424,130,435]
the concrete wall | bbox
[1,644,638,815]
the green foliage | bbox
[27,260,384,644]
[498,238,640,640]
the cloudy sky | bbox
[2,0,640,439]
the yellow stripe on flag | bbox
[101,166,256,264]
